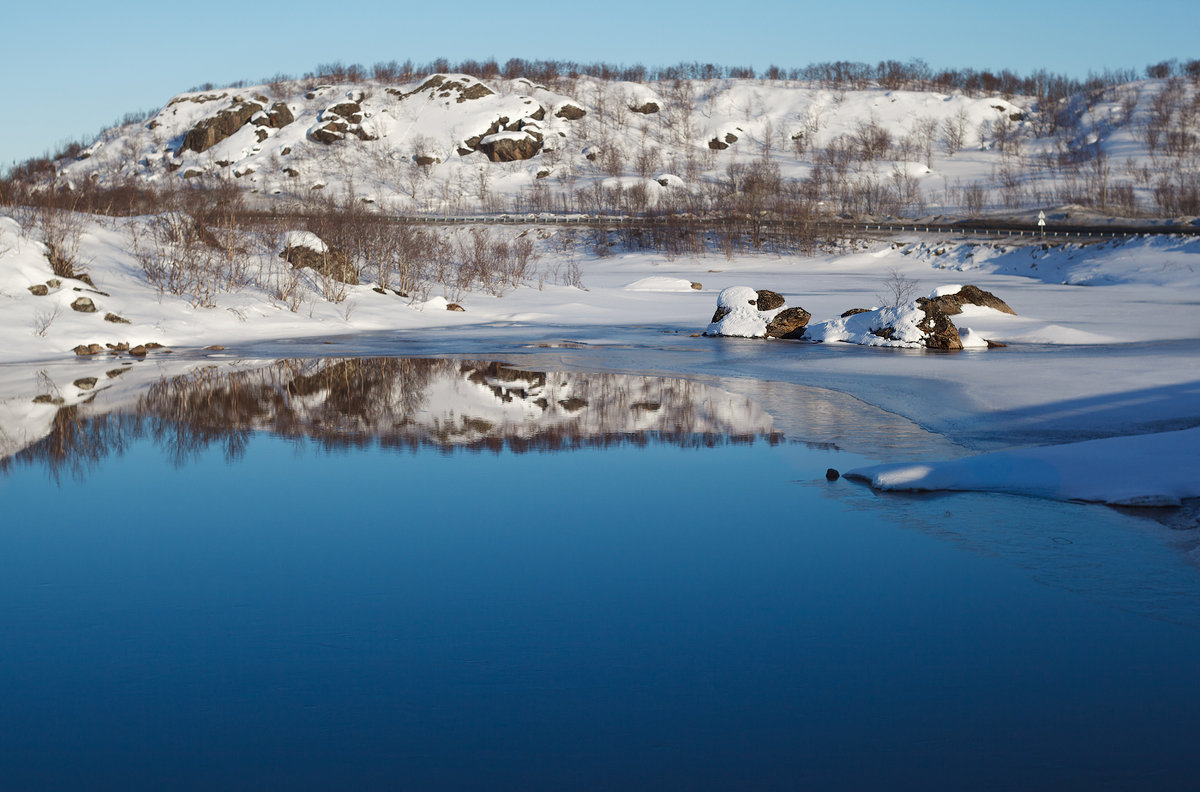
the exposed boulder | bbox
[104,312,130,324]
[755,289,785,311]
[281,236,358,285]
[325,101,363,123]
[28,284,48,296]
[915,302,963,350]
[630,102,660,114]
[708,138,729,151]
[179,99,265,154]
[765,307,811,339]
[555,103,586,121]
[922,284,1016,316]
[310,119,348,143]
[71,297,96,313]
[265,101,293,128]
[477,131,544,162]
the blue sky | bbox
[1,0,1193,169]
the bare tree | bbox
[942,108,969,157]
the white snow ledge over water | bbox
[846,426,1200,507]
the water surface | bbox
[1,356,1197,790]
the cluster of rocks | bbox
[73,341,165,357]
[27,277,135,325]
[704,284,1014,350]
[178,95,293,154]
[708,131,741,150]
[311,90,376,144]
[387,75,574,163]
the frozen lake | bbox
[2,353,1198,790]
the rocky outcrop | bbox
[461,110,546,156]
[629,102,659,114]
[387,74,495,104]
[264,101,293,128]
[325,101,363,123]
[458,83,495,101]
[310,95,374,144]
[477,132,544,162]
[179,99,264,154]
[921,284,1016,316]
[554,103,586,120]
[310,120,348,143]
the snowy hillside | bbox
[36,72,1200,220]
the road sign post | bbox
[1038,210,1046,239]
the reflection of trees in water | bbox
[0,405,143,482]
[4,358,778,479]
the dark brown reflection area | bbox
[3,358,782,479]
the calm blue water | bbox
[1,358,1198,790]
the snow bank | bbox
[807,304,925,347]
[847,426,1200,507]
[624,277,699,292]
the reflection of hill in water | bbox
[2,358,780,478]
[143,358,781,454]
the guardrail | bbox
[386,214,1198,239]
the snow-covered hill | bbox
[41,72,1200,219]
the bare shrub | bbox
[32,204,86,280]
[33,305,62,337]
[132,207,250,307]
[877,269,920,308]
[962,181,989,216]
